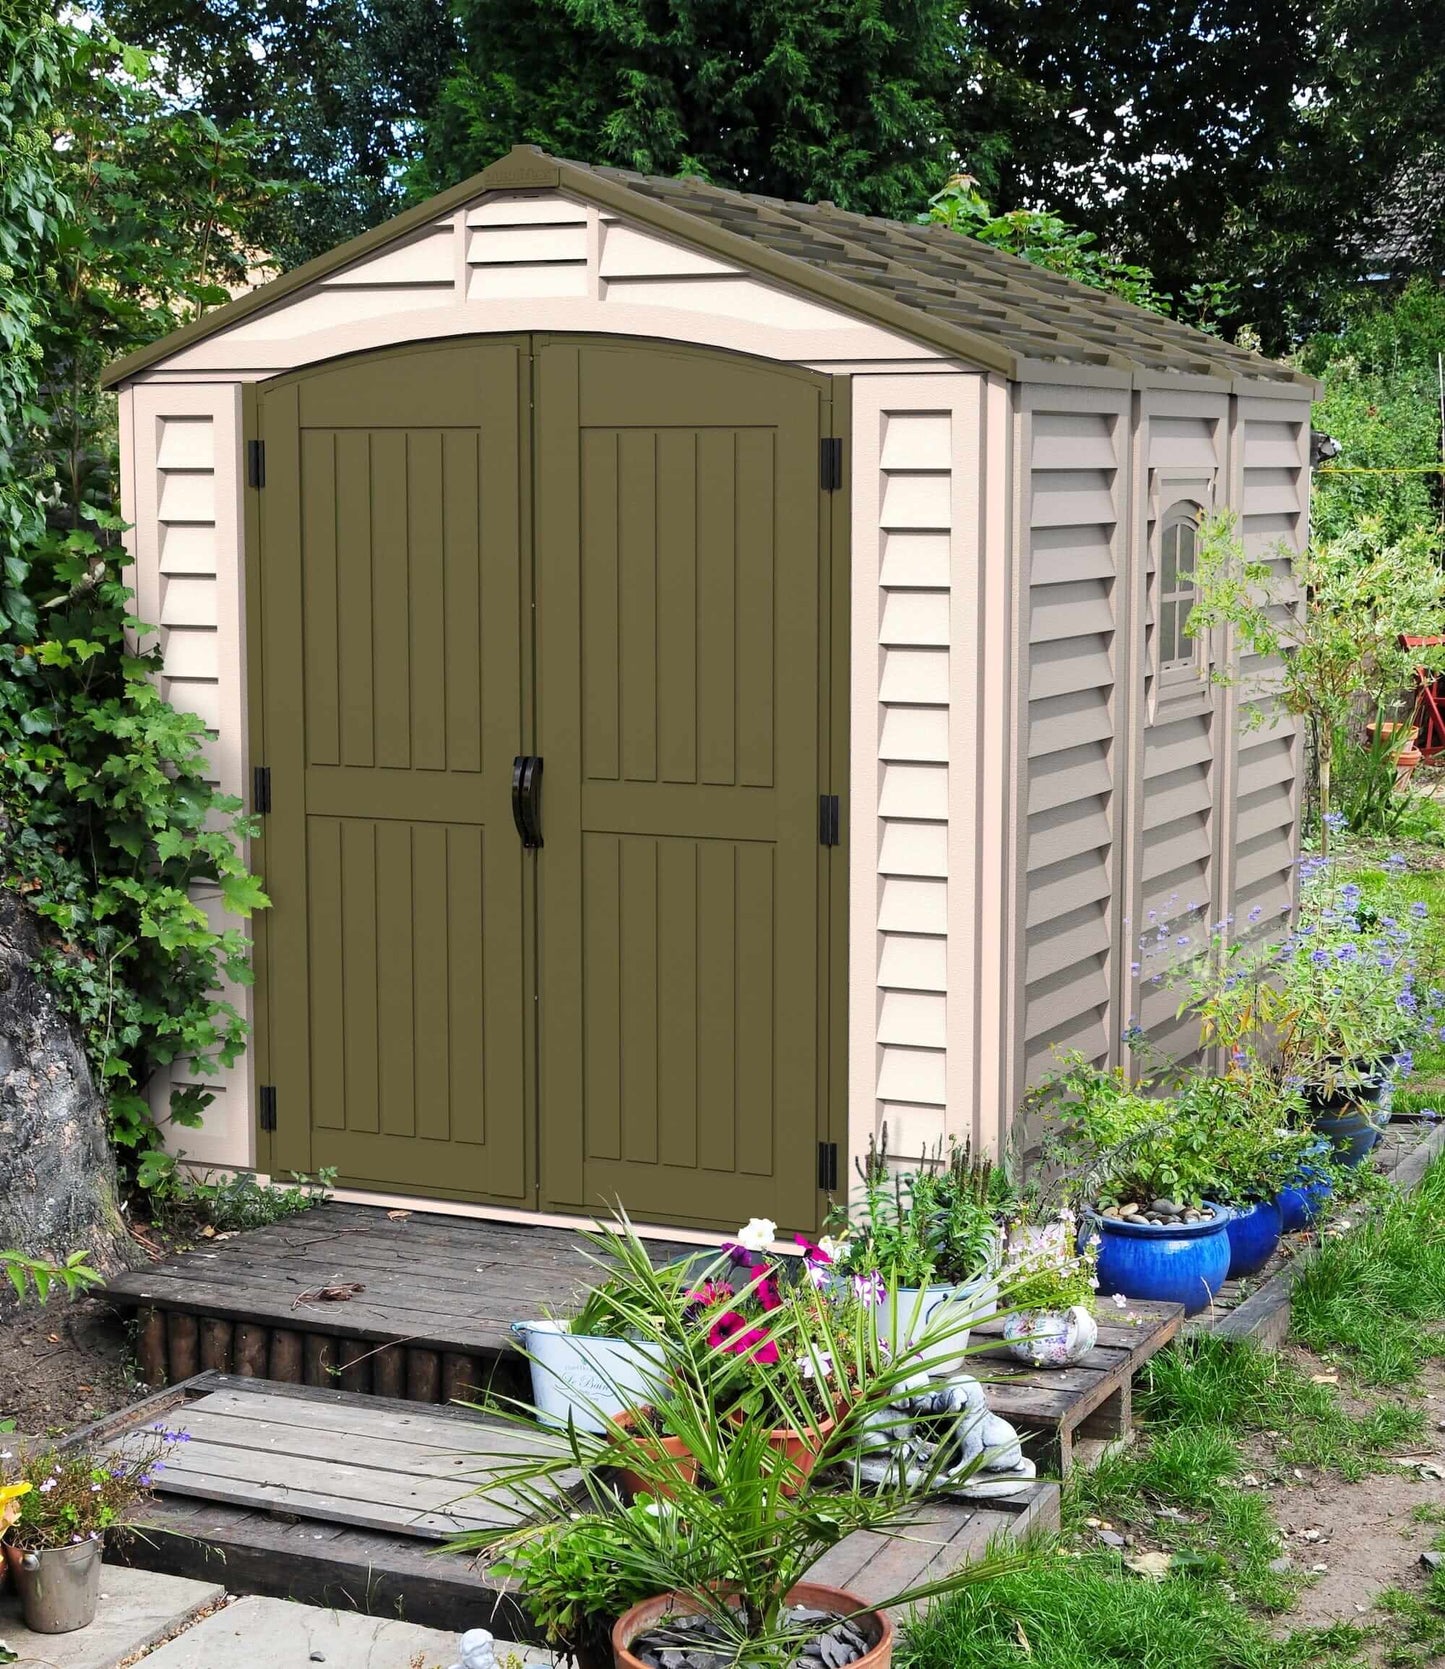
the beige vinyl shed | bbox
[103,145,1313,1239]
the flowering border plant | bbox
[999,1212,1099,1314]
[1,1427,179,1552]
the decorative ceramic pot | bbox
[1092,1205,1232,1316]
[1001,1304,1099,1368]
[6,1540,102,1634]
[1223,1198,1283,1279]
[512,1320,665,1434]
[1276,1156,1333,1233]
[1303,1071,1386,1166]
[613,1582,893,1669]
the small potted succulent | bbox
[997,1212,1100,1367]
[822,1133,1006,1374]
[1,1431,175,1634]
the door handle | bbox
[511,754,544,849]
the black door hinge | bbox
[258,1084,278,1132]
[252,765,272,815]
[247,438,266,489]
[818,1140,839,1192]
[819,436,843,491]
[819,793,841,846]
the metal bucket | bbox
[11,1539,103,1633]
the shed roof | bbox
[103,146,1314,392]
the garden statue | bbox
[853,1370,1036,1497]
[448,1628,498,1669]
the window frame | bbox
[1145,475,1217,724]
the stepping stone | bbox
[0,1563,224,1669]
[135,1596,557,1669]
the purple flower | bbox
[1412,901,1430,919]
[852,1271,885,1308]
[1248,905,1264,923]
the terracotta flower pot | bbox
[727,1408,838,1495]
[612,1581,893,1669]
[608,1410,700,1503]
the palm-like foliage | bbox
[449,1213,1028,1668]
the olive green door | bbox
[533,341,828,1229]
[253,335,836,1229]
[256,339,531,1202]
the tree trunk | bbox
[0,890,131,1280]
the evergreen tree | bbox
[426,0,970,220]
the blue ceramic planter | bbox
[1304,1073,1386,1167]
[1224,1198,1283,1279]
[1276,1167,1332,1233]
[1093,1205,1233,1316]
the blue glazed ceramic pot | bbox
[1303,1073,1386,1167]
[1276,1167,1332,1233]
[1224,1198,1283,1279]
[1092,1205,1232,1316]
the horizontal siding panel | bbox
[327,229,454,284]
[880,704,948,763]
[468,224,587,264]
[1024,1014,1109,1083]
[1142,860,1211,917]
[469,198,588,225]
[880,472,950,529]
[880,413,952,470]
[877,1045,947,1106]
[1236,735,1295,799]
[880,590,949,647]
[878,876,947,934]
[878,761,948,820]
[876,1103,948,1159]
[1243,419,1304,468]
[165,678,220,730]
[161,626,219,679]
[1141,718,1212,776]
[155,417,213,469]
[1027,686,1112,759]
[1142,761,1212,827]
[1235,871,1293,922]
[1030,409,1116,471]
[1030,580,1114,642]
[1029,635,1112,700]
[599,224,736,277]
[1024,899,1111,985]
[1024,957,1111,1041]
[1235,788,1296,847]
[878,932,947,992]
[1025,849,1113,930]
[1240,512,1301,550]
[1142,815,1212,882]
[159,523,218,575]
[1030,523,1115,586]
[157,472,216,523]
[469,263,587,299]
[1242,466,1303,516]
[878,990,948,1048]
[1027,741,1112,814]
[878,819,948,878]
[1148,415,1217,469]
[1029,470,1116,528]
[880,646,950,704]
[1027,797,1112,872]
[879,530,950,587]
[159,576,219,627]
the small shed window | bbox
[1157,508,1201,671]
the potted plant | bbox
[1029,1058,1233,1316]
[1207,1094,1320,1278]
[1276,1141,1335,1233]
[0,1431,173,1634]
[512,1228,697,1433]
[452,1216,1026,1669]
[822,1133,1005,1374]
[997,1212,1100,1367]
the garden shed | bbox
[103,146,1315,1238]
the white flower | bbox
[1111,1293,1128,1309]
[734,1217,778,1252]
[817,1234,852,1262]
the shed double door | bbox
[254,336,838,1232]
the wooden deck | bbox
[108,1201,698,1401]
[80,1373,1059,1635]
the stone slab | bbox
[0,1562,223,1669]
[134,1597,557,1669]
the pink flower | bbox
[794,1234,833,1265]
[708,1308,780,1365]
